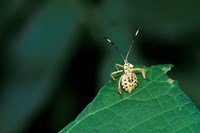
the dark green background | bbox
[0,0,200,133]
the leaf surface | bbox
[60,64,200,133]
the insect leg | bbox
[110,70,123,82]
[115,63,123,71]
[118,76,123,95]
[132,68,146,79]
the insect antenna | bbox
[105,37,125,61]
[125,27,140,61]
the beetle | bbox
[105,28,146,95]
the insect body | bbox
[105,28,146,95]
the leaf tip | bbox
[161,64,173,73]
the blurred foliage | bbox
[0,0,200,133]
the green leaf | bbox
[60,64,200,133]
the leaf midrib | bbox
[65,72,165,133]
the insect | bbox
[105,28,146,95]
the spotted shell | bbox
[120,73,138,93]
